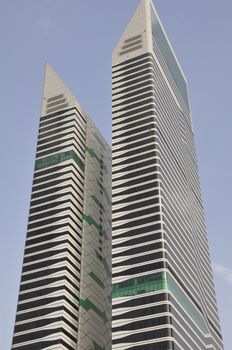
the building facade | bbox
[112,1,223,349]
[12,64,111,350]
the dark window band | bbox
[112,181,159,198]
[112,327,171,344]
[112,315,170,332]
[112,130,156,147]
[113,197,160,214]
[112,241,163,258]
[112,205,160,223]
[112,231,162,249]
[112,292,168,309]
[113,251,163,268]
[113,188,159,206]
[112,261,165,278]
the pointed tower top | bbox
[41,63,86,117]
[112,0,153,65]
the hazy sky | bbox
[0,0,231,349]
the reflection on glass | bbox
[151,6,190,110]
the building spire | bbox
[41,63,86,117]
[112,0,152,64]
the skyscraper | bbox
[12,64,111,350]
[112,1,223,349]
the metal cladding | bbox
[12,64,111,350]
[112,1,223,349]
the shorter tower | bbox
[12,64,112,350]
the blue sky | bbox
[0,0,231,349]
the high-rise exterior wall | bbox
[112,1,223,349]
[12,64,111,350]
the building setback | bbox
[112,1,223,349]
[12,64,111,350]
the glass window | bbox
[151,6,190,110]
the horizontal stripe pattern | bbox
[112,1,223,348]
[12,104,86,349]
[12,65,112,350]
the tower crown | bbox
[42,63,87,117]
[112,0,152,64]
[113,0,189,110]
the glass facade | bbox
[151,5,190,110]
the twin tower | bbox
[12,1,223,350]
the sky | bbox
[0,0,231,349]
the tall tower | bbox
[112,1,223,349]
[12,64,111,350]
